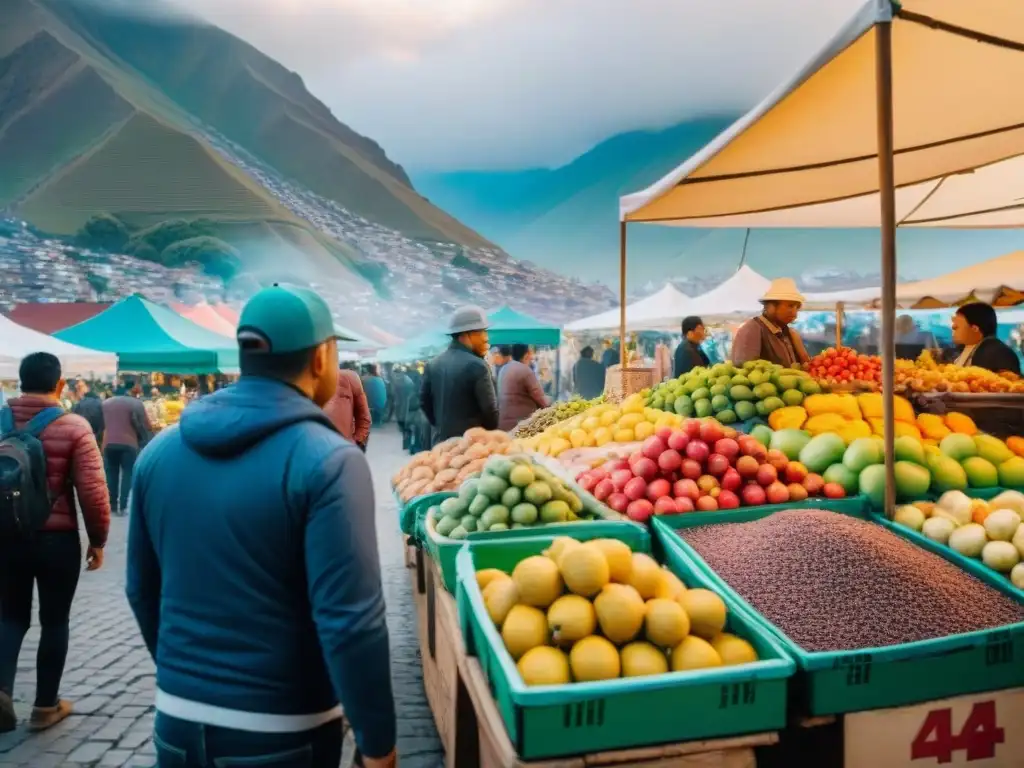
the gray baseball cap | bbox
[448,305,489,335]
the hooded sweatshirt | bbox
[125,377,395,757]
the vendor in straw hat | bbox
[731,278,811,367]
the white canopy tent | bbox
[1,314,116,379]
[682,266,774,321]
[616,0,1024,514]
[565,284,692,332]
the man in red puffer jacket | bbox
[0,352,110,734]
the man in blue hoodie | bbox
[126,285,396,768]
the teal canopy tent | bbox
[486,306,561,346]
[55,295,239,374]
[377,330,450,363]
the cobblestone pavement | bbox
[0,424,443,767]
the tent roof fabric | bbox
[0,315,116,379]
[620,0,1024,229]
[683,266,775,321]
[5,303,112,334]
[565,284,692,332]
[171,303,236,337]
[55,295,238,374]
[487,306,561,346]
[212,303,240,325]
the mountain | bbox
[415,119,1024,289]
[0,0,490,249]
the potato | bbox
[464,443,489,461]
[411,466,434,482]
[449,455,470,470]
[489,431,511,443]
[464,458,485,474]
[465,427,489,442]
[434,468,458,486]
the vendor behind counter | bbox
[951,302,1022,375]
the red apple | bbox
[696,495,719,512]
[624,476,648,502]
[629,450,644,467]
[756,464,778,487]
[736,455,760,479]
[577,472,599,492]
[674,496,696,513]
[667,430,690,452]
[741,484,768,506]
[700,420,725,445]
[653,496,678,515]
[611,469,633,491]
[722,426,739,440]
[657,450,683,474]
[720,468,743,493]
[681,459,703,480]
[707,453,731,478]
[784,461,808,484]
[607,492,629,513]
[685,440,710,463]
[631,457,658,483]
[603,459,629,474]
[823,482,847,499]
[738,436,768,462]
[626,499,655,522]
[803,473,825,495]
[717,489,741,509]
[673,478,700,501]
[655,425,674,443]
[714,438,740,461]
[589,467,609,482]
[593,478,614,501]
[683,419,702,439]
[697,475,720,494]
[766,481,790,505]
[766,449,790,471]
[646,478,672,502]
[641,436,668,461]
[787,483,809,502]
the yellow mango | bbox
[804,413,849,435]
[857,392,915,423]
[768,406,808,431]
[944,412,978,435]
[836,419,872,444]
[617,413,645,430]
[916,413,952,441]
[805,393,860,420]
[613,428,635,443]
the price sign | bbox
[844,689,1024,767]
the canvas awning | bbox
[620,0,1024,230]
[171,303,236,337]
[487,306,561,346]
[0,315,116,379]
[55,295,239,374]
[565,284,692,332]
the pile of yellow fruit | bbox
[476,537,760,686]
[509,394,684,457]
[895,351,1024,394]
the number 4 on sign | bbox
[911,701,1005,763]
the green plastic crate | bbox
[398,492,451,536]
[652,504,1024,716]
[419,500,650,592]
[454,535,796,760]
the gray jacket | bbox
[420,341,499,443]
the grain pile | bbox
[679,509,1024,652]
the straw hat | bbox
[760,278,806,304]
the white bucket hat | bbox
[760,278,806,304]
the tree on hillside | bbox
[77,213,129,252]
[128,219,216,256]
[161,236,241,280]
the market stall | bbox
[0,313,117,379]
[171,302,237,337]
[566,284,692,332]
[55,294,239,374]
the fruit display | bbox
[427,454,624,540]
[767,391,918,444]
[805,347,882,388]
[893,490,1024,588]
[645,361,821,425]
[895,350,1024,394]
[511,394,685,457]
[474,537,759,686]
[392,428,512,503]
[574,419,844,522]
[676,509,1024,651]
[511,395,603,439]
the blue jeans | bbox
[153,712,344,767]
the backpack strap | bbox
[23,407,67,439]
[0,406,13,436]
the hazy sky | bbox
[166,0,865,171]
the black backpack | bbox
[0,405,65,539]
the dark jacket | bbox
[497,361,547,431]
[391,373,415,423]
[72,391,105,442]
[573,357,606,400]
[420,341,499,442]
[102,395,152,449]
[601,346,619,369]
[125,377,395,758]
[674,340,711,377]
[966,337,1022,375]
[5,396,110,547]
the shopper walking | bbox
[362,365,387,426]
[421,306,499,444]
[391,367,416,450]
[101,388,152,515]
[70,379,105,444]
[498,344,549,431]
[126,285,396,768]
[324,365,372,452]
[0,352,110,733]
[573,346,606,399]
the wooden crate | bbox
[457,656,776,768]
[604,366,655,402]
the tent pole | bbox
[875,19,898,519]
[619,221,628,368]
[835,301,845,349]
